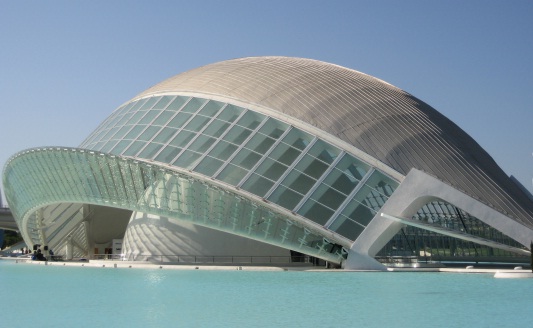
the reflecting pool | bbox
[1,261,532,327]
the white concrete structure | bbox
[3,57,533,269]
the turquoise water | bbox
[1,261,532,327]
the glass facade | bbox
[3,148,348,263]
[377,200,528,260]
[79,95,400,243]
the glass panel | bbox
[188,135,215,153]
[268,143,301,166]
[207,141,237,161]
[194,157,224,177]
[217,164,247,185]
[100,140,118,153]
[181,98,206,113]
[364,171,399,196]
[329,215,365,241]
[341,196,376,227]
[137,126,160,141]
[258,118,289,139]
[217,104,244,123]
[281,128,312,150]
[245,134,275,155]
[154,146,181,163]
[138,143,163,159]
[152,111,175,126]
[230,149,261,170]
[236,111,265,129]
[294,154,329,180]
[138,110,160,125]
[309,183,346,210]
[112,125,132,141]
[241,174,275,197]
[139,97,160,110]
[306,140,339,164]
[268,186,303,210]
[183,116,210,132]
[280,170,315,195]
[198,100,224,116]
[166,96,188,111]
[169,131,196,148]
[110,140,131,154]
[167,112,192,129]
[126,111,146,125]
[124,125,145,140]
[203,120,230,138]
[173,150,201,169]
[152,127,178,143]
[223,126,252,145]
[129,99,147,112]
[297,200,334,225]
[123,140,147,156]
[153,96,173,110]
[254,158,287,181]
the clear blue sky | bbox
[1,1,532,205]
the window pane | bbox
[139,97,160,110]
[241,174,275,197]
[217,164,247,185]
[127,111,146,125]
[268,186,303,210]
[138,126,161,141]
[297,200,334,225]
[188,135,215,153]
[153,96,174,110]
[173,150,201,169]
[254,158,287,181]
[183,116,210,132]
[169,131,195,148]
[166,96,188,111]
[223,126,252,145]
[307,140,339,164]
[138,143,163,159]
[341,198,376,227]
[268,143,301,166]
[167,112,192,129]
[138,110,161,125]
[203,120,230,138]
[124,125,145,140]
[208,141,237,161]
[258,118,288,139]
[199,100,224,116]
[110,140,131,155]
[112,125,132,140]
[236,111,265,129]
[280,170,316,195]
[154,146,181,163]
[231,149,261,170]
[181,98,206,113]
[153,127,178,143]
[217,104,244,123]
[309,184,346,210]
[152,111,175,126]
[194,157,224,177]
[329,216,365,241]
[123,141,147,156]
[294,154,329,180]
[281,128,312,150]
[245,134,275,154]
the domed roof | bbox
[133,56,533,228]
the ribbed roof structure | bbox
[135,56,533,229]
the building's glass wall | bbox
[377,200,528,260]
[80,95,400,242]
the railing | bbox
[91,254,313,265]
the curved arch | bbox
[3,147,350,263]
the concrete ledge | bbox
[494,271,533,278]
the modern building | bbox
[2,57,533,269]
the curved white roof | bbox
[132,56,533,228]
